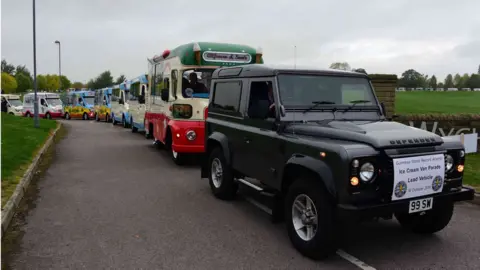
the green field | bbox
[464,153,480,191]
[1,113,57,206]
[395,91,480,114]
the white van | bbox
[1,94,24,116]
[22,92,64,119]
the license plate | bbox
[408,197,433,213]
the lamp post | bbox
[32,0,39,128]
[54,40,62,91]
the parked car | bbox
[201,64,475,260]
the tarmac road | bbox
[4,120,480,270]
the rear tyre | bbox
[285,177,337,260]
[395,200,454,234]
[208,147,238,200]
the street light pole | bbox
[55,40,61,91]
[32,0,39,128]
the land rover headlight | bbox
[445,154,454,172]
[359,162,375,182]
[186,130,196,141]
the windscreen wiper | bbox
[303,100,336,114]
[343,100,371,113]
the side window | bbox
[212,81,242,113]
[172,70,178,99]
[40,98,46,106]
[248,80,274,119]
[112,89,120,102]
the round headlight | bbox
[359,162,375,182]
[445,154,454,172]
[186,130,196,141]
[459,150,465,158]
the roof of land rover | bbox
[212,64,369,79]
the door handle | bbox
[244,137,250,144]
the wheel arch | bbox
[281,155,337,201]
[201,132,231,178]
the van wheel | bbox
[112,114,117,125]
[95,113,99,121]
[395,200,454,234]
[122,116,129,128]
[65,113,70,120]
[131,117,137,133]
[285,177,337,260]
[25,112,31,117]
[83,113,88,120]
[166,131,185,165]
[45,113,52,120]
[8,112,14,115]
[208,147,238,200]
[105,113,110,122]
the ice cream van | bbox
[1,94,23,116]
[63,90,96,120]
[22,92,63,119]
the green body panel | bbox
[161,42,263,67]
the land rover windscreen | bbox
[276,73,381,121]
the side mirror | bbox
[161,88,169,102]
[279,104,286,117]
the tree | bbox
[1,60,15,75]
[444,74,454,88]
[428,75,437,88]
[115,74,127,84]
[478,64,480,74]
[89,70,114,89]
[329,62,351,71]
[59,75,72,90]
[398,69,425,88]
[1,72,18,93]
[15,65,32,79]
[37,75,48,90]
[466,74,480,89]
[45,74,60,91]
[15,73,33,93]
[72,82,84,89]
[437,82,444,88]
[453,73,462,88]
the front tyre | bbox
[395,200,454,234]
[170,145,186,165]
[83,113,88,120]
[45,113,52,120]
[65,113,70,120]
[208,147,238,200]
[285,177,337,260]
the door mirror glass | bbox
[184,88,194,98]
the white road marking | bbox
[336,249,376,270]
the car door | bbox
[240,78,282,186]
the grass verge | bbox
[1,122,67,270]
[395,91,480,114]
[1,113,58,207]
[464,153,480,192]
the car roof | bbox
[212,64,369,79]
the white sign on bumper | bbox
[392,154,445,201]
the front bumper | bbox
[337,187,475,220]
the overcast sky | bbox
[2,0,479,83]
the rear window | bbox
[212,81,242,113]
